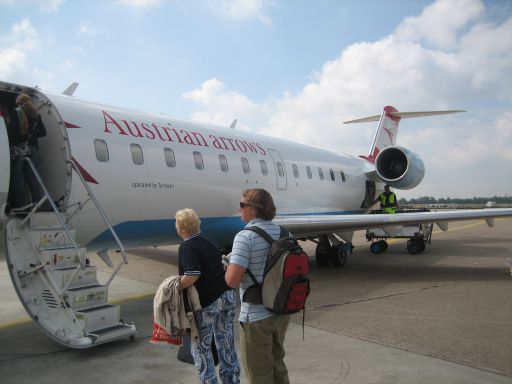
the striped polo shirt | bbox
[229,218,281,323]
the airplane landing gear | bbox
[406,238,426,254]
[315,235,352,267]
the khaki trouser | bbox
[240,315,291,384]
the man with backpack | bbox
[225,188,293,384]
[8,93,46,211]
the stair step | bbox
[31,229,77,250]
[88,323,137,345]
[39,247,87,269]
[76,304,120,332]
[28,212,66,229]
[51,266,98,290]
[66,284,108,310]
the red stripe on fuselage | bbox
[72,157,99,184]
[65,122,81,128]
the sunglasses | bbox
[239,202,253,209]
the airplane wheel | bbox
[407,239,425,254]
[315,245,330,267]
[417,239,426,253]
[329,246,347,268]
[370,242,381,254]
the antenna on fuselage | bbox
[63,82,79,96]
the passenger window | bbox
[193,151,204,170]
[260,160,268,175]
[340,170,346,182]
[241,157,250,174]
[219,154,228,172]
[306,165,312,179]
[130,143,144,165]
[164,147,176,168]
[94,139,109,162]
[276,162,285,177]
[330,169,335,181]
[292,164,299,178]
[318,167,324,180]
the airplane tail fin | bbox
[344,107,465,163]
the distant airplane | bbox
[1,80,511,348]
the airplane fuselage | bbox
[1,81,373,251]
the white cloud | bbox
[0,19,39,78]
[184,0,512,197]
[0,48,27,79]
[116,0,162,8]
[40,0,66,12]
[0,0,65,12]
[395,0,485,49]
[183,78,262,129]
[206,0,273,25]
[458,17,512,91]
[78,21,107,37]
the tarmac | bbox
[1,218,511,383]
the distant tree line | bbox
[399,195,512,205]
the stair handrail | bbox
[22,158,85,269]
[67,160,128,265]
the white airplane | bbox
[1,80,511,349]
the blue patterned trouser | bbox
[191,289,240,384]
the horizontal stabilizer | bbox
[344,110,465,124]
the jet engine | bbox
[375,146,424,189]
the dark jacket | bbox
[8,108,46,147]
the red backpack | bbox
[243,226,310,315]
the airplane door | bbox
[268,148,287,190]
[361,180,376,208]
[0,113,10,215]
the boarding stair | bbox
[3,158,137,348]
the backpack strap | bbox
[244,225,286,286]
[245,225,288,244]
[245,226,274,244]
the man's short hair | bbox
[175,208,201,234]
[242,188,276,220]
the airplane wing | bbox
[274,208,512,238]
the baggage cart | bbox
[365,209,433,254]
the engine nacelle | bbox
[375,146,425,190]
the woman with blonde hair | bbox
[175,208,240,384]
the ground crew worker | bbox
[375,185,398,214]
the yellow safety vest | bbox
[380,192,397,214]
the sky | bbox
[1,0,511,199]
